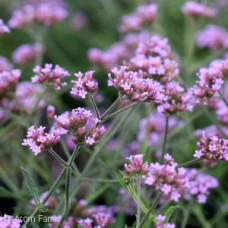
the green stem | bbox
[177,158,201,168]
[48,148,68,167]
[102,102,137,121]
[57,167,71,228]
[136,176,141,228]
[140,192,161,227]
[100,94,122,119]
[160,116,169,163]
[88,94,100,119]
[181,200,193,228]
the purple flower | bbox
[32,63,70,90]
[22,125,61,155]
[182,1,217,19]
[71,71,98,99]
[155,214,176,228]
[0,215,21,228]
[0,19,10,35]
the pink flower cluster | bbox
[144,154,218,203]
[129,35,179,83]
[88,31,150,70]
[191,66,224,105]
[182,1,217,18]
[22,126,61,155]
[71,71,98,99]
[137,112,180,148]
[12,43,44,65]
[194,131,228,161]
[0,56,12,72]
[8,1,68,29]
[118,3,157,32]
[145,154,190,202]
[0,19,10,35]
[77,218,93,228]
[2,81,45,114]
[186,169,219,203]
[32,64,70,90]
[55,108,106,146]
[108,66,166,103]
[158,82,193,114]
[196,25,228,51]
[0,69,21,99]
[155,214,175,228]
[124,154,150,175]
[0,215,21,228]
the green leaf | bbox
[164,205,180,223]
[115,171,156,223]
[21,167,40,205]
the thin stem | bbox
[48,148,68,167]
[102,102,137,121]
[88,94,100,119]
[181,200,193,228]
[160,116,169,163]
[57,167,71,228]
[68,145,81,167]
[136,176,141,228]
[140,192,161,227]
[219,91,228,108]
[100,94,122,119]
[177,158,201,168]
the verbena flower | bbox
[22,126,61,155]
[0,56,12,72]
[0,69,21,100]
[124,154,150,175]
[32,63,70,90]
[47,105,56,120]
[118,3,157,32]
[108,66,165,103]
[158,82,193,114]
[55,108,106,146]
[0,215,21,228]
[71,71,98,99]
[194,131,228,161]
[8,1,68,29]
[182,1,217,19]
[191,66,224,105]
[77,218,93,228]
[155,214,176,228]
[12,43,44,65]
[196,25,228,51]
[0,19,10,35]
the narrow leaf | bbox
[164,205,180,223]
[21,167,40,205]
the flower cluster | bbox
[77,218,93,228]
[12,43,44,65]
[0,56,12,72]
[186,169,219,203]
[88,31,150,70]
[0,19,10,35]
[8,1,68,29]
[124,154,150,175]
[71,71,98,99]
[137,112,181,148]
[0,69,21,100]
[196,25,228,51]
[2,81,45,114]
[32,64,70,90]
[194,131,228,161]
[22,126,61,155]
[155,214,176,228]
[158,82,193,115]
[129,35,179,83]
[118,3,157,32]
[108,66,166,103]
[55,108,105,146]
[0,215,21,228]
[181,1,217,19]
[145,154,190,202]
[191,66,224,104]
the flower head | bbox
[0,19,10,35]
[32,64,70,90]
